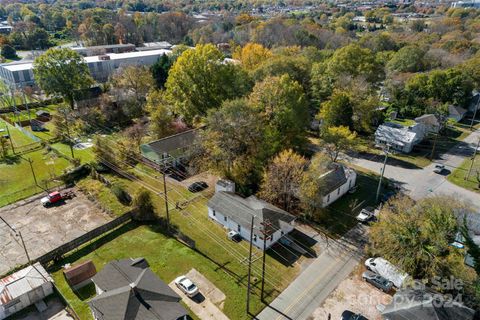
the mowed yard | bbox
[50,200,301,320]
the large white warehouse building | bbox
[0,48,172,87]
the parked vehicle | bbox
[174,275,199,297]
[356,207,376,223]
[40,191,75,207]
[188,181,208,193]
[227,230,242,242]
[362,271,393,292]
[365,257,409,288]
[341,310,368,320]
[433,164,445,174]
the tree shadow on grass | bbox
[1,154,21,164]
[351,151,422,170]
[47,221,139,273]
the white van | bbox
[365,257,409,288]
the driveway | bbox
[350,128,480,210]
[169,268,229,320]
[0,190,111,276]
[255,225,367,320]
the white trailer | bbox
[365,257,409,288]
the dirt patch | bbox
[311,264,392,320]
[0,189,111,276]
[310,264,393,320]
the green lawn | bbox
[447,156,480,193]
[51,171,302,320]
[0,148,72,207]
[314,166,390,236]
[51,142,95,163]
[2,104,59,123]
[0,120,36,147]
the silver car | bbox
[174,276,199,297]
[362,271,393,292]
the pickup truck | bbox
[40,191,75,207]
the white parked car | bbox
[356,207,376,223]
[174,276,199,297]
[433,164,445,174]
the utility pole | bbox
[246,215,255,315]
[60,108,75,159]
[470,95,480,130]
[5,124,15,154]
[22,89,31,124]
[430,132,439,160]
[162,171,170,231]
[260,219,273,302]
[27,158,38,186]
[10,85,20,125]
[375,144,390,203]
[0,216,31,265]
[465,138,480,180]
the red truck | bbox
[40,191,75,207]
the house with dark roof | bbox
[448,105,468,122]
[382,289,475,320]
[88,258,187,320]
[414,114,441,134]
[207,180,296,250]
[318,163,357,208]
[140,128,199,169]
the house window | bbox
[212,210,216,216]
[281,231,284,235]
[237,224,241,232]
[224,216,227,222]
[253,234,257,242]
[349,180,352,188]
[337,188,340,195]
[327,194,330,202]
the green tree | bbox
[151,54,172,89]
[33,48,93,109]
[147,90,174,139]
[111,65,155,105]
[321,126,358,162]
[248,75,309,154]
[318,90,354,129]
[299,152,331,214]
[1,44,16,59]
[369,196,467,279]
[387,45,428,73]
[165,44,251,123]
[195,99,264,186]
[258,149,307,212]
[132,188,156,221]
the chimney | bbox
[215,179,235,193]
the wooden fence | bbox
[36,211,133,265]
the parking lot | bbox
[0,190,111,276]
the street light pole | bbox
[375,144,390,203]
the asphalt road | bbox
[257,128,480,320]
[351,128,480,210]
[255,226,366,320]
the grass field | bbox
[0,120,36,147]
[52,142,95,163]
[447,156,480,193]
[0,148,72,207]
[51,170,303,320]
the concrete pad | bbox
[0,189,111,276]
[169,269,229,320]
[185,268,226,307]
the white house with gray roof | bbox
[207,180,296,250]
[319,164,357,208]
[375,122,426,153]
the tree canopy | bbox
[33,48,93,109]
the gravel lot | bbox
[310,264,393,320]
[0,190,111,276]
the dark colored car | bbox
[341,310,368,320]
[362,271,393,292]
[188,181,208,193]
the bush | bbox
[1,45,16,59]
[111,184,132,205]
[132,188,156,221]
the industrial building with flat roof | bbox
[0,48,172,87]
